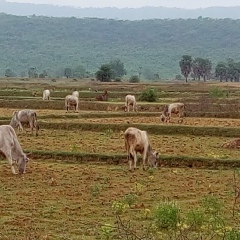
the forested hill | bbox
[1,14,240,78]
[1,1,240,20]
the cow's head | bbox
[148,151,159,168]
[18,154,29,174]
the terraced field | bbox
[0,79,240,239]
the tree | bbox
[129,75,140,83]
[73,65,86,78]
[95,64,113,82]
[28,67,38,78]
[192,58,212,81]
[179,55,192,83]
[5,68,15,77]
[109,59,126,79]
[215,62,227,82]
[39,70,48,78]
[64,68,72,78]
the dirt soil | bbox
[15,129,239,160]
[0,160,237,239]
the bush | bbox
[139,88,158,102]
[129,75,140,83]
[153,201,181,230]
[209,87,229,98]
[114,77,121,82]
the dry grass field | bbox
[0,79,240,239]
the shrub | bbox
[114,77,121,82]
[153,201,181,230]
[209,87,229,98]
[129,75,140,83]
[139,88,158,102]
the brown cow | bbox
[96,90,108,101]
[124,127,159,171]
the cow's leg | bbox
[5,151,17,174]
[29,121,34,135]
[142,149,148,170]
[127,104,130,112]
[130,149,138,170]
[18,122,24,132]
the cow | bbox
[125,94,137,112]
[124,127,159,171]
[96,90,108,101]
[72,91,79,98]
[65,95,79,113]
[42,89,50,100]
[10,109,39,136]
[0,125,29,174]
[160,102,186,123]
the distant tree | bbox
[95,64,113,82]
[5,68,15,77]
[192,58,212,81]
[73,65,86,78]
[226,59,240,82]
[129,75,140,83]
[28,67,38,78]
[215,62,227,82]
[175,74,182,80]
[39,70,48,78]
[64,68,72,78]
[109,59,126,79]
[179,55,192,83]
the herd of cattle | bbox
[0,89,186,174]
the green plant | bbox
[153,201,181,230]
[139,88,158,102]
[112,200,129,215]
[90,183,102,197]
[123,193,138,207]
[98,224,114,240]
[209,87,229,98]
[129,75,140,83]
[186,209,206,231]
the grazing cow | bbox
[0,125,29,174]
[124,127,159,171]
[65,95,79,113]
[10,109,39,136]
[43,89,50,100]
[160,102,186,123]
[72,91,79,98]
[125,94,137,112]
[96,90,108,101]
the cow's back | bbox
[124,127,147,148]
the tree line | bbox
[179,55,240,82]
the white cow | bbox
[160,102,186,123]
[65,95,79,113]
[124,127,159,171]
[125,95,137,112]
[42,89,50,100]
[72,91,79,98]
[0,125,29,174]
[10,109,39,136]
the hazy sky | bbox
[6,0,240,9]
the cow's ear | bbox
[155,152,159,158]
[13,111,17,116]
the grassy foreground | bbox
[0,160,239,239]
